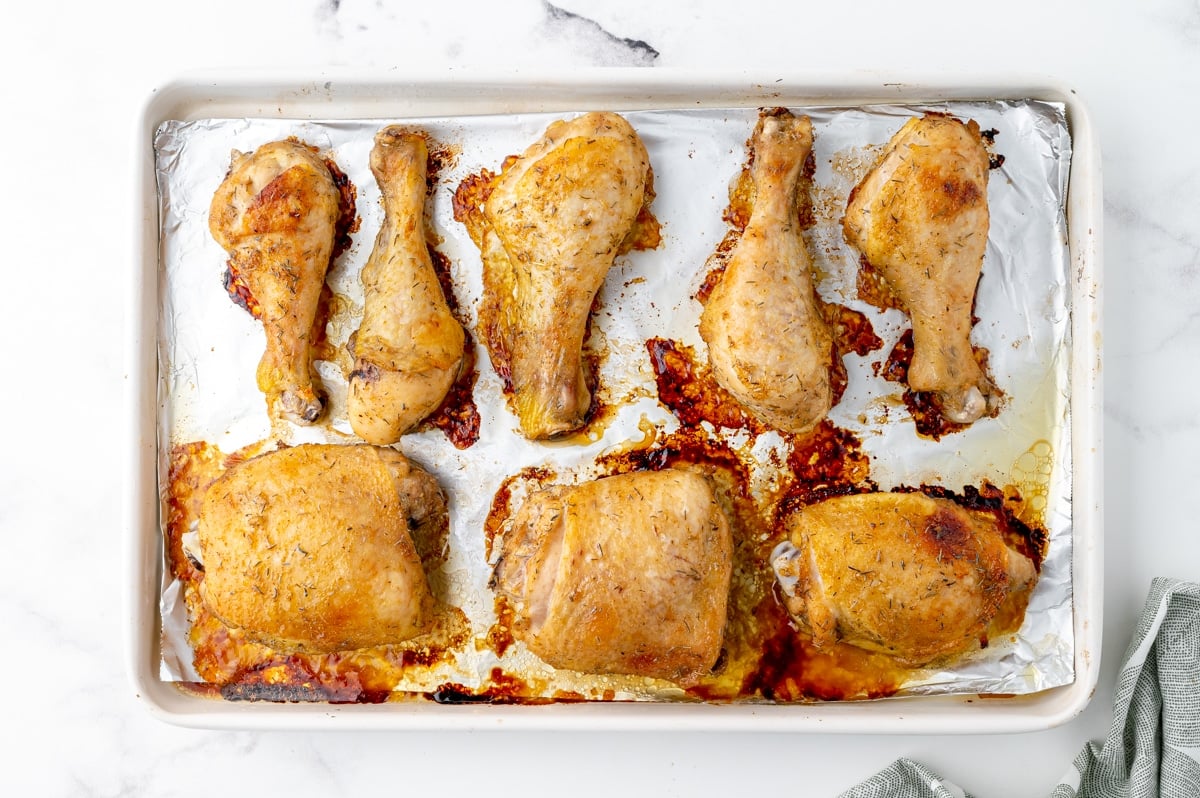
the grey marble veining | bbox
[315,0,662,67]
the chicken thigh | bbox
[209,140,345,424]
[843,114,995,424]
[493,469,733,685]
[456,112,658,439]
[198,444,446,652]
[772,491,1036,666]
[700,110,835,433]
[348,128,465,444]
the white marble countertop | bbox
[3,0,1197,794]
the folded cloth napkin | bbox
[839,578,1200,798]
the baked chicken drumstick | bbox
[700,110,835,433]
[209,140,345,425]
[843,114,996,424]
[348,128,465,444]
[457,112,657,439]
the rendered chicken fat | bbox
[772,492,1037,667]
[197,444,445,653]
[493,469,733,685]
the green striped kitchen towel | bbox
[841,578,1200,798]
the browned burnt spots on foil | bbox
[424,337,481,450]
[979,127,1006,170]
[594,425,752,501]
[881,329,1002,440]
[822,303,884,406]
[856,256,905,313]
[423,138,460,195]
[428,668,588,705]
[646,337,766,434]
[191,599,470,703]
[322,154,359,261]
[419,246,481,449]
[826,302,884,358]
[738,598,906,702]
[773,421,876,518]
[218,658,391,704]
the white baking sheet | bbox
[154,100,1073,699]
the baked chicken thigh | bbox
[843,115,996,424]
[700,110,835,433]
[493,469,733,685]
[348,128,465,444]
[457,112,658,439]
[209,140,345,425]
[197,444,446,652]
[772,492,1036,666]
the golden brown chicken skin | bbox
[843,114,996,424]
[493,469,733,685]
[772,492,1036,667]
[456,112,658,439]
[348,128,465,444]
[700,110,836,433]
[197,444,446,653]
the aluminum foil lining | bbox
[154,100,1074,698]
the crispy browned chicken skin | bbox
[773,492,1036,666]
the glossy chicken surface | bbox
[773,492,1036,666]
[458,112,657,439]
[493,469,733,685]
[843,115,995,424]
[700,110,835,433]
[197,444,446,652]
[209,140,343,424]
[349,128,465,444]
